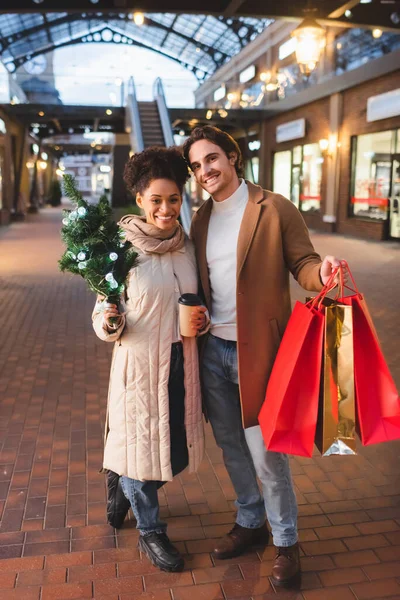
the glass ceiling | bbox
[0,12,272,80]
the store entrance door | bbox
[389,157,400,239]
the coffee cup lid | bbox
[178,293,202,306]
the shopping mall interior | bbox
[0,2,399,599]
[0,0,400,239]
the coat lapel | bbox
[195,199,212,309]
[237,182,264,278]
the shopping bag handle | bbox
[307,260,361,310]
[308,268,339,310]
[335,260,362,300]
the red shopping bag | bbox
[258,300,325,458]
[338,264,400,445]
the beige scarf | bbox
[118,214,185,254]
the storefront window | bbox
[0,118,5,211]
[273,144,322,212]
[301,143,322,213]
[292,145,302,164]
[241,82,265,108]
[350,130,394,221]
[245,157,259,184]
[0,149,3,211]
[252,157,259,184]
[290,145,302,209]
[272,150,291,199]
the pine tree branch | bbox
[59,174,137,306]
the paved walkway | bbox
[0,206,399,600]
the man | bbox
[183,126,341,588]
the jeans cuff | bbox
[140,527,167,536]
[272,536,298,548]
[236,518,266,529]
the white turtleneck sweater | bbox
[206,179,248,341]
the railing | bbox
[153,77,174,147]
[0,72,127,106]
[180,188,193,236]
[152,77,192,234]
[126,77,144,153]
[0,69,200,107]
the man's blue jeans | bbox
[202,333,298,547]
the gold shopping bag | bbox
[315,303,357,456]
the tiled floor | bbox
[0,206,399,599]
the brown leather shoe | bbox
[271,543,301,588]
[212,523,269,559]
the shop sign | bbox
[279,38,297,60]
[367,88,400,122]
[0,118,5,134]
[213,85,226,102]
[276,118,306,143]
[63,154,92,166]
[239,65,256,84]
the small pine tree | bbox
[59,174,137,307]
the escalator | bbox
[126,76,174,153]
[125,77,192,233]
[137,101,164,148]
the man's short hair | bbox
[182,125,244,178]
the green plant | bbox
[59,174,137,305]
[49,179,62,207]
[112,203,142,223]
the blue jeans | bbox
[120,477,166,535]
[202,333,298,547]
[120,342,187,536]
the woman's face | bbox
[136,178,182,231]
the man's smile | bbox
[203,173,220,185]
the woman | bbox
[92,146,206,572]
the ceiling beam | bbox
[52,118,63,133]
[223,0,246,18]
[328,0,363,19]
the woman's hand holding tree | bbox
[98,295,123,330]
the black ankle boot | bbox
[106,471,131,529]
[138,532,184,572]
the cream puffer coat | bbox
[92,239,204,482]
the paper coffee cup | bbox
[178,293,203,337]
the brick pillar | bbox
[323,92,343,228]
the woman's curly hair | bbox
[123,146,190,195]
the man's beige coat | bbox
[190,181,323,428]
[93,240,204,482]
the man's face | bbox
[188,139,239,201]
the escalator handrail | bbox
[153,77,192,235]
[180,190,193,235]
[153,77,174,147]
[127,77,144,152]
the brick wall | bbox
[260,70,400,240]
[337,70,400,240]
[260,96,331,231]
